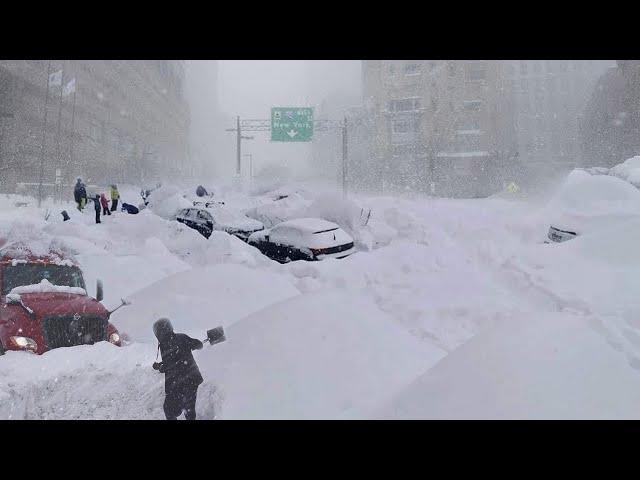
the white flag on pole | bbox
[49,69,63,87]
[62,78,76,97]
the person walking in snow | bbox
[110,184,120,212]
[91,194,101,224]
[152,318,204,420]
[100,193,111,216]
[74,178,87,211]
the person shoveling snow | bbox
[152,318,225,420]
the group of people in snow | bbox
[70,179,138,223]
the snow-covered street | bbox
[2,175,640,419]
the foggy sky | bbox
[186,61,362,179]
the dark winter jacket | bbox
[196,185,209,197]
[92,196,101,212]
[153,321,204,393]
[121,203,139,214]
[74,182,87,203]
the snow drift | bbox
[200,291,446,419]
[375,312,640,419]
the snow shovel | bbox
[203,326,226,346]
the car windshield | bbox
[2,264,86,295]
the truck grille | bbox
[42,315,107,350]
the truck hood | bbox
[13,292,108,319]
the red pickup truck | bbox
[0,242,122,355]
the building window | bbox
[404,63,421,76]
[463,100,483,112]
[448,61,457,77]
[388,98,421,112]
[455,115,481,131]
[520,61,528,75]
[87,119,103,144]
[465,62,487,82]
[453,132,482,151]
[391,119,412,134]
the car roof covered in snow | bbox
[273,218,340,234]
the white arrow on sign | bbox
[287,129,298,138]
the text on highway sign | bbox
[271,107,313,142]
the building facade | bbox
[361,60,517,197]
[504,60,612,183]
[0,60,190,195]
[580,60,640,168]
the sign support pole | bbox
[236,115,241,176]
[342,116,348,198]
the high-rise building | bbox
[581,60,640,168]
[0,60,190,195]
[361,60,516,196]
[504,60,612,181]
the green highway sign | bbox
[271,107,314,142]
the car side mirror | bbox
[96,279,104,302]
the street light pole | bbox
[38,60,53,208]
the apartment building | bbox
[504,60,612,182]
[362,60,516,197]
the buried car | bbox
[0,243,123,355]
[176,206,264,241]
[546,169,640,243]
[248,218,357,263]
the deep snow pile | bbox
[3,171,640,419]
[610,155,640,188]
[545,169,640,234]
[375,312,640,419]
[199,291,446,419]
[113,263,299,342]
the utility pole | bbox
[342,116,348,198]
[236,115,241,175]
[226,116,254,178]
[38,60,52,208]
